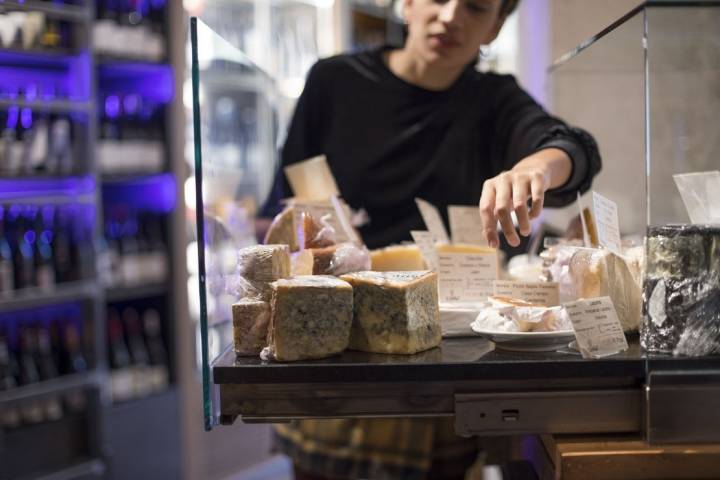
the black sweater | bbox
[262,47,601,249]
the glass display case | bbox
[190,1,720,445]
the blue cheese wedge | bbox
[340,271,441,354]
[267,276,353,361]
[232,299,270,356]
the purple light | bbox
[105,95,121,119]
[98,63,174,105]
[40,230,53,244]
[6,106,19,129]
[8,205,21,220]
[0,51,91,102]
[123,94,141,115]
[102,173,177,214]
[0,176,95,201]
[20,108,33,129]
[24,230,36,245]
[42,205,55,225]
[25,84,38,102]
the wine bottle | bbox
[143,308,169,393]
[0,328,22,428]
[17,326,44,424]
[123,307,151,398]
[108,307,133,402]
[36,325,63,421]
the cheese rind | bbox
[268,275,353,361]
[232,299,271,356]
[236,244,291,300]
[340,271,441,354]
[264,207,298,251]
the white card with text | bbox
[592,191,622,256]
[437,252,498,303]
[415,198,450,244]
[564,297,628,359]
[448,205,487,246]
[492,280,560,306]
[411,230,438,271]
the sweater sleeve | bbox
[491,75,602,208]
[260,61,328,217]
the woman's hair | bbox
[394,1,521,21]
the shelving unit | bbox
[0,0,182,478]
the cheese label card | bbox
[411,230,438,271]
[292,201,353,244]
[492,280,560,306]
[415,198,450,244]
[592,191,622,256]
[564,297,628,359]
[284,155,340,201]
[448,205,488,246]
[437,252,498,303]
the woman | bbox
[263,0,601,478]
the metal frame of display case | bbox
[192,0,720,446]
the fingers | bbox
[494,175,520,247]
[479,181,499,248]
[529,172,546,219]
[513,176,532,237]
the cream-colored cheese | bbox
[232,299,271,356]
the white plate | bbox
[440,303,484,338]
[471,327,576,352]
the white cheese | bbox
[236,244,291,300]
[232,299,271,356]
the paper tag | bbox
[448,205,487,246]
[292,201,353,244]
[284,155,340,201]
[492,280,560,306]
[415,198,450,244]
[411,230,438,270]
[438,252,498,303]
[564,297,628,359]
[592,191,622,256]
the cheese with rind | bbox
[264,207,298,251]
[340,270,441,354]
[267,275,353,361]
[232,299,270,356]
[236,244,291,300]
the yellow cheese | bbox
[264,206,298,251]
[436,243,497,255]
[370,245,426,271]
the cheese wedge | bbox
[232,299,271,356]
[370,245,426,271]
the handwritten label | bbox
[564,297,628,359]
[438,252,498,303]
[448,205,487,246]
[415,198,450,244]
[592,191,622,256]
[411,230,438,271]
[492,280,560,306]
[292,201,353,244]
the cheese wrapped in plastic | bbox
[264,207,298,251]
[235,244,291,300]
[472,296,571,333]
[290,243,370,277]
[264,276,353,361]
[569,249,642,332]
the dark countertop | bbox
[214,337,655,385]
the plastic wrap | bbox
[569,249,642,332]
[264,206,298,251]
[540,240,585,303]
[472,296,571,333]
[235,244,291,300]
[642,224,720,355]
[297,212,336,249]
[327,243,371,276]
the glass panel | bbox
[646,4,720,226]
[548,7,647,236]
[189,17,278,430]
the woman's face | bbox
[403,0,506,69]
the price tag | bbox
[592,191,622,256]
[492,280,560,306]
[415,198,450,244]
[292,201,353,244]
[438,252,498,303]
[564,297,628,359]
[411,230,438,270]
[448,205,487,246]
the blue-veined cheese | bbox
[266,275,353,361]
[340,271,441,354]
